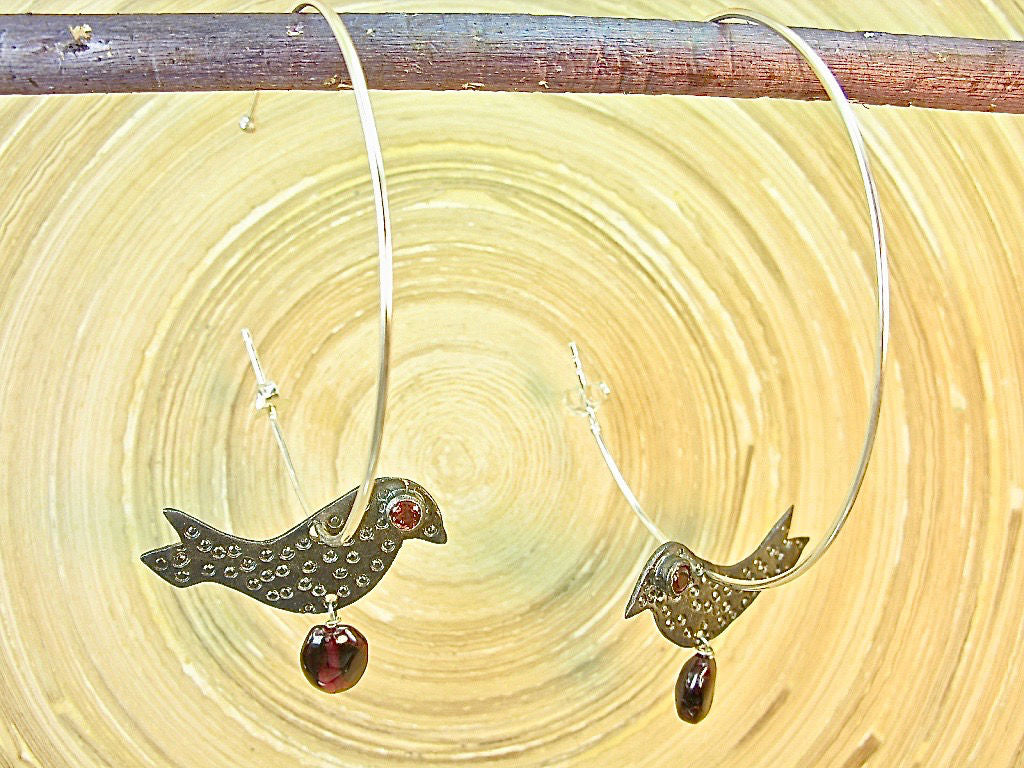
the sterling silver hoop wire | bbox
[573,9,890,592]
[293,1,394,547]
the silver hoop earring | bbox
[140,1,447,694]
[570,9,889,724]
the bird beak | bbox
[624,594,646,619]
[424,521,447,544]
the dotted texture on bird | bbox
[1,1,1023,766]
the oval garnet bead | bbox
[300,624,369,693]
[675,652,716,723]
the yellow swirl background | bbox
[1,1,1023,765]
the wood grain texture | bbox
[2,12,1024,112]
[1,0,1024,766]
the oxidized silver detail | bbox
[141,477,446,614]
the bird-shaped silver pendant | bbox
[625,507,807,723]
[141,476,445,692]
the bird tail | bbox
[736,506,809,577]
[139,508,221,588]
[759,506,807,552]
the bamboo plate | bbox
[1,1,1023,765]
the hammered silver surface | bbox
[625,508,807,647]
[140,477,445,614]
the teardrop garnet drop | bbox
[300,624,369,693]
[675,651,716,723]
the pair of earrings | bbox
[141,7,888,724]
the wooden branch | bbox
[2,13,1024,112]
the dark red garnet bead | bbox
[389,499,422,530]
[300,624,369,694]
[671,564,690,595]
[675,652,716,724]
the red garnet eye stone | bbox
[388,499,422,530]
[300,624,369,694]
[671,564,691,595]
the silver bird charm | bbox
[141,477,445,614]
[625,507,807,724]
[625,507,807,647]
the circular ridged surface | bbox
[2,1,1024,766]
